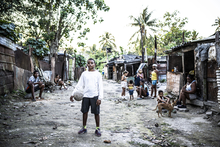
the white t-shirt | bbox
[71,70,103,100]
[26,75,40,90]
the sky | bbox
[70,0,220,51]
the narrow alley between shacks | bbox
[0,80,220,147]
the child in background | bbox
[121,71,129,98]
[136,79,149,100]
[157,90,170,104]
[128,80,134,100]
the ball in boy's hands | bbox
[73,91,83,101]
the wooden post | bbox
[182,32,185,43]
[182,51,185,83]
[215,31,220,67]
[154,35,157,64]
[132,65,134,76]
[203,61,207,101]
[51,57,55,83]
[28,45,34,73]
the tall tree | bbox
[99,32,116,62]
[129,6,157,62]
[158,10,191,47]
[99,32,116,50]
[4,0,110,59]
[212,17,220,32]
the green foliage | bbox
[1,0,110,57]
[212,17,220,32]
[99,32,116,50]
[129,6,157,57]
[75,54,86,67]
[0,20,21,42]
[65,47,75,55]
[23,38,49,57]
[0,0,23,16]
[158,11,193,48]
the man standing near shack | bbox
[25,70,45,101]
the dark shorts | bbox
[81,96,100,114]
[135,77,140,86]
[129,90,134,95]
[25,85,40,93]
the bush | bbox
[0,20,21,43]
[23,38,50,57]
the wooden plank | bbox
[204,101,219,107]
[203,62,207,101]
[215,31,220,67]
[28,46,34,73]
[186,99,204,107]
[0,45,4,53]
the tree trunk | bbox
[140,26,144,63]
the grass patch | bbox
[160,122,170,126]
[128,141,150,147]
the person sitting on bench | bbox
[25,70,45,101]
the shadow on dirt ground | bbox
[0,79,220,147]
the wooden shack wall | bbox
[0,45,15,95]
[14,66,32,91]
[14,49,31,71]
[166,72,183,95]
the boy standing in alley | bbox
[70,58,103,137]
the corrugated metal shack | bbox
[106,54,167,83]
[106,54,142,81]
[165,31,220,109]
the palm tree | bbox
[99,32,116,50]
[212,17,220,32]
[129,6,157,62]
[99,32,116,62]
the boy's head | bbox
[140,79,145,85]
[152,64,157,70]
[87,58,96,71]
[138,69,142,73]
[33,70,39,78]
[158,90,163,97]
[129,80,133,84]
[123,71,128,76]
[56,74,59,78]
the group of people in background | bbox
[121,64,159,100]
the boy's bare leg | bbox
[29,83,35,100]
[136,89,140,97]
[94,114,100,127]
[39,83,45,99]
[154,85,157,97]
[139,88,142,98]
[83,112,88,127]
[141,88,147,97]
[151,86,153,97]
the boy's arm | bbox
[164,96,170,103]
[98,74,103,100]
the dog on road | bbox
[153,99,177,118]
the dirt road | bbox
[0,80,220,147]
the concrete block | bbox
[174,106,179,110]
[178,108,189,112]
[206,111,213,116]
[24,91,40,99]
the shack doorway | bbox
[184,50,195,83]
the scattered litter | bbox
[103,140,111,143]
